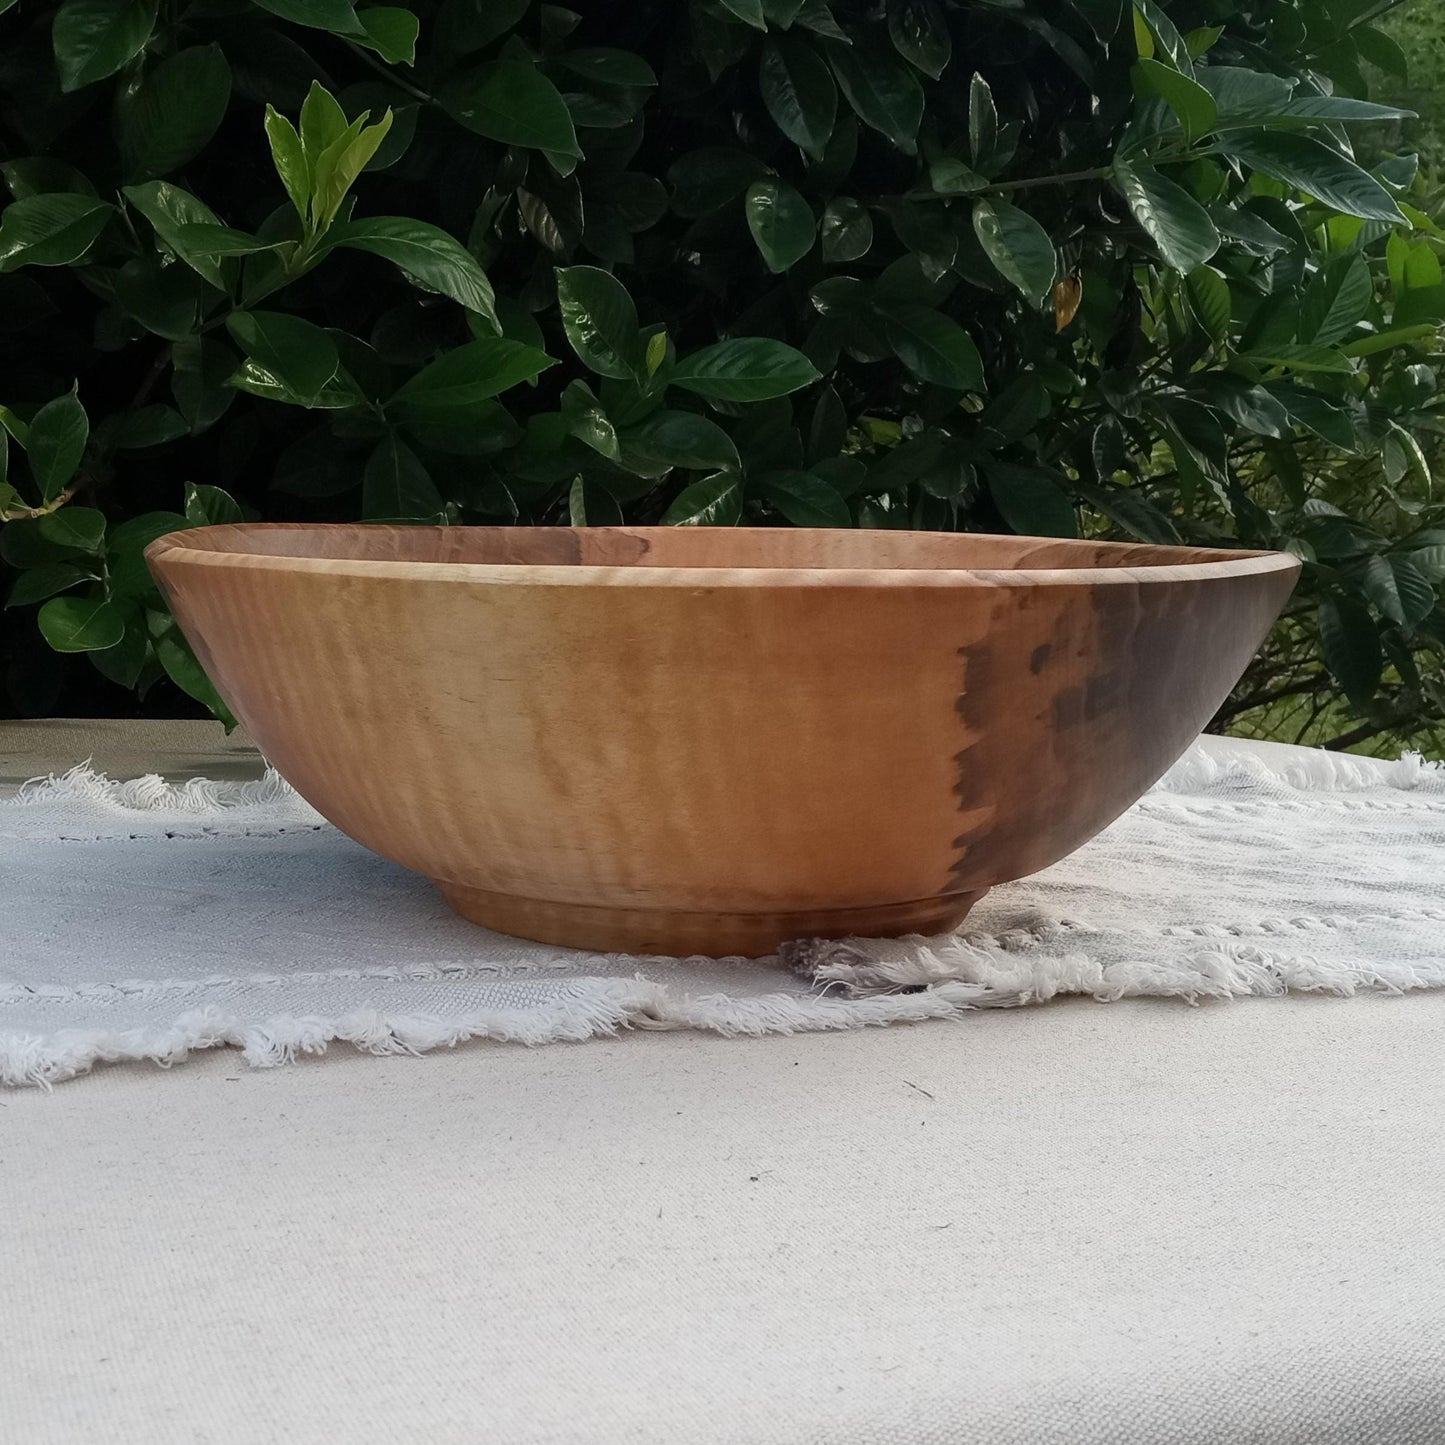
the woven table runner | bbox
[3,738,1442,1087]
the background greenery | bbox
[1,0,1442,755]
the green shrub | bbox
[1,0,1442,746]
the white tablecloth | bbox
[4,722,1445,1444]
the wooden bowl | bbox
[148,525,1299,956]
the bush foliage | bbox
[0,0,1442,745]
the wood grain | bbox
[148,525,1300,956]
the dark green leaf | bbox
[757,469,851,526]
[97,405,189,450]
[1132,58,1215,141]
[1113,157,1220,272]
[1185,265,1231,340]
[662,471,744,525]
[52,0,157,92]
[123,181,228,290]
[363,434,443,519]
[568,476,624,526]
[38,592,125,651]
[879,303,985,390]
[668,149,771,218]
[671,339,821,402]
[1245,344,1353,374]
[172,337,236,432]
[89,610,150,688]
[5,562,93,608]
[0,507,105,566]
[555,48,657,88]
[27,390,89,502]
[184,482,245,525]
[1223,133,1405,224]
[718,0,766,28]
[828,44,924,154]
[0,195,112,270]
[392,337,556,416]
[1319,595,1381,708]
[618,411,740,473]
[745,179,816,273]
[987,463,1077,537]
[174,224,288,258]
[759,37,837,160]
[251,0,361,34]
[117,46,232,182]
[356,7,419,64]
[442,60,582,159]
[820,197,872,263]
[1300,254,1372,347]
[560,380,619,459]
[226,312,341,404]
[968,72,997,171]
[555,265,645,380]
[151,617,236,728]
[971,199,1056,304]
[888,0,950,79]
[329,217,500,327]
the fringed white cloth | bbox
[3,737,1442,1088]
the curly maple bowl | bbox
[147,524,1299,956]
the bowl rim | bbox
[147,523,1303,590]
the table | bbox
[5,721,1444,1445]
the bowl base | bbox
[433,883,989,958]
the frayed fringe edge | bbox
[9,762,309,815]
[4,740,1442,823]
[1158,742,1443,795]
[7,949,1445,1089]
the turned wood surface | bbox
[148,525,1300,956]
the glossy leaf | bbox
[1319,596,1381,708]
[828,45,924,154]
[745,179,816,273]
[117,46,232,182]
[123,181,228,289]
[671,339,821,402]
[757,469,852,526]
[759,37,837,160]
[393,338,556,416]
[1223,134,1406,224]
[363,434,443,519]
[27,390,89,502]
[879,304,985,390]
[662,471,744,525]
[988,464,1077,538]
[356,7,419,64]
[0,195,112,270]
[972,199,1056,304]
[442,61,582,159]
[888,0,950,79]
[619,411,741,473]
[1113,157,1220,273]
[38,592,125,651]
[821,197,872,263]
[556,265,645,381]
[227,312,340,404]
[329,217,499,327]
[52,0,157,92]
[1185,265,1231,340]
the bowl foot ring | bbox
[434,882,989,958]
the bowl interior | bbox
[160,524,1256,574]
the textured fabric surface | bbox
[5,729,1445,1443]
[2,737,1443,1087]
[6,999,1445,1445]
